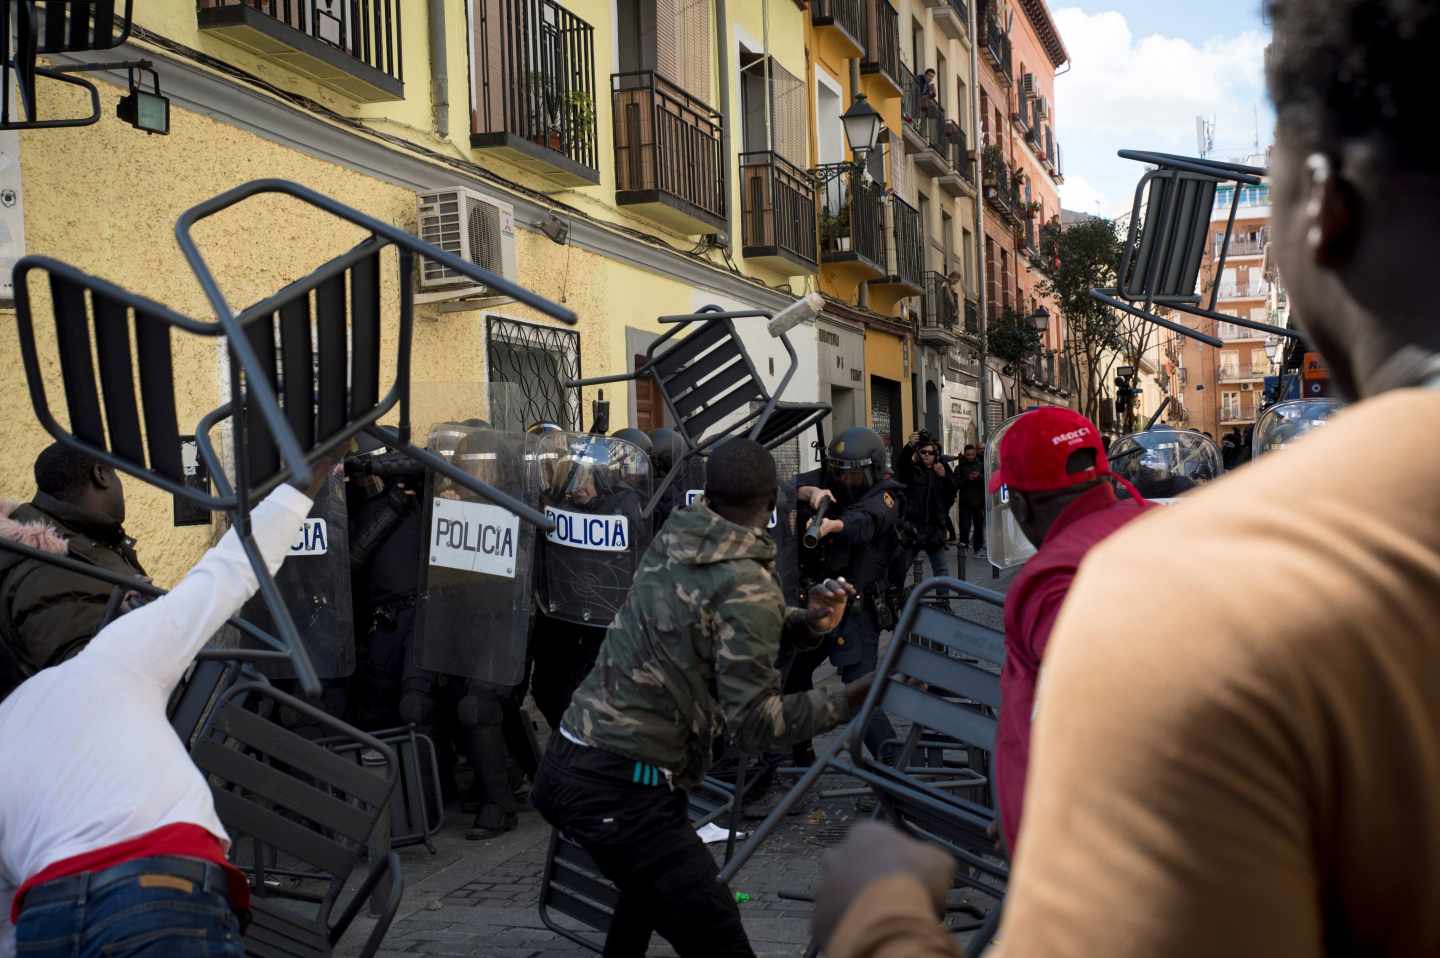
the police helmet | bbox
[826,427,887,494]
[454,428,511,487]
[649,427,686,477]
[527,420,562,435]
[428,421,471,462]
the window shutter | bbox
[679,0,712,100]
[655,0,681,87]
[768,59,806,166]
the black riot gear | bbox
[611,428,653,455]
[826,427,888,500]
[648,428,685,478]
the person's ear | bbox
[1303,153,1359,269]
[767,492,778,515]
[92,463,112,490]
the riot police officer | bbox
[529,432,651,729]
[788,427,903,762]
[648,427,695,531]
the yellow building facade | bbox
[2,0,836,583]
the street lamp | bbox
[1264,335,1283,367]
[1026,305,1051,333]
[1116,365,1135,379]
[841,94,883,167]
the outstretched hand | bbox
[805,577,855,633]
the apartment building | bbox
[974,0,1069,424]
[2,0,830,580]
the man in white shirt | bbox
[0,469,323,957]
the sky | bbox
[1051,0,1274,218]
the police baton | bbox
[802,497,832,549]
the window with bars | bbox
[485,316,582,431]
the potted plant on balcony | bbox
[820,198,853,253]
[560,89,595,154]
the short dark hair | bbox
[924,68,936,75]
[706,438,777,509]
[964,444,976,452]
[34,442,101,499]
[1266,0,1440,164]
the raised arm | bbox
[84,483,314,692]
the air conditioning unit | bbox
[415,186,517,304]
[1021,73,1038,98]
[1035,95,1049,118]
[1240,382,1253,391]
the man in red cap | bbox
[989,407,1151,853]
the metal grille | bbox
[485,316,581,431]
[418,190,464,283]
[469,201,501,277]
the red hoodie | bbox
[995,483,1153,852]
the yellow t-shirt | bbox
[997,388,1440,956]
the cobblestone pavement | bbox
[337,559,1018,957]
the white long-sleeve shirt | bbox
[0,485,312,953]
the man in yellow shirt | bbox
[813,1,1440,954]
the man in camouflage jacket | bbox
[532,438,871,958]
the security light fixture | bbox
[1117,365,1135,379]
[1026,306,1051,333]
[115,63,168,135]
[1264,336,1283,365]
[841,94,882,163]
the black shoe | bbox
[466,805,518,841]
[791,744,817,767]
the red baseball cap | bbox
[988,407,1111,494]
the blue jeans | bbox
[16,856,242,957]
[917,544,951,580]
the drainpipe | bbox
[969,1,989,444]
[427,0,449,139]
[714,0,733,246]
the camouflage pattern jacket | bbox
[562,500,850,787]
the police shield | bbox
[1108,429,1224,504]
[531,433,653,627]
[1252,399,1343,458]
[240,468,355,678]
[682,469,800,604]
[414,423,535,686]
[984,416,1035,570]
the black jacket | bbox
[955,455,986,509]
[895,443,958,546]
[795,469,904,594]
[0,493,146,687]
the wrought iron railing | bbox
[965,297,979,334]
[983,150,1012,214]
[861,0,901,89]
[199,0,403,85]
[471,0,597,174]
[948,124,971,180]
[612,71,725,223]
[815,163,884,266]
[943,0,969,26]
[740,151,818,268]
[812,0,866,46]
[981,4,1012,81]
[885,193,923,288]
[920,272,959,333]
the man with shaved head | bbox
[532,437,872,957]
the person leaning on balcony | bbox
[913,68,938,113]
[811,1,1440,955]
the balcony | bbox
[740,151,818,275]
[812,0,866,60]
[925,0,969,41]
[1218,367,1271,383]
[982,149,1019,221]
[872,193,925,297]
[901,75,950,177]
[197,0,403,101]
[937,124,973,197]
[1217,321,1266,341]
[917,271,959,345]
[612,71,726,235]
[978,2,1013,83]
[1215,280,1271,301]
[964,297,979,335]
[860,0,903,100]
[1220,401,1262,425]
[470,0,598,189]
[816,163,885,281]
[1215,230,1268,259]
